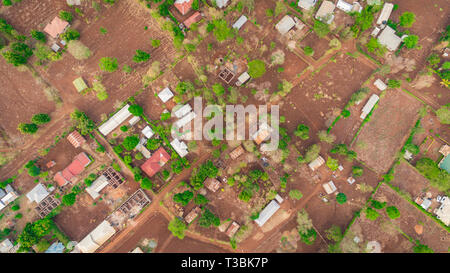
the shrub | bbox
[399,12,416,28]
[304,144,320,163]
[386,206,400,219]
[173,190,194,206]
[168,217,187,239]
[59,11,73,22]
[403,35,418,49]
[352,166,364,177]
[365,207,379,220]
[194,194,209,205]
[289,189,303,200]
[336,193,347,204]
[122,135,139,151]
[128,104,143,116]
[141,177,153,190]
[151,39,160,48]
[294,124,309,140]
[123,155,132,164]
[299,228,317,245]
[325,225,343,242]
[313,20,330,38]
[248,59,266,78]
[60,28,80,41]
[132,49,150,63]
[30,30,46,43]
[120,125,128,132]
[318,130,336,144]
[370,199,386,210]
[18,123,38,134]
[113,145,124,154]
[11,204,20,211]
[413,242,434,253]
[436,104,450,124]
[99,57,118,72]
[2,42,33,66]
[31,114,51,125]
[303,46,314,56]
[62,193,76,206]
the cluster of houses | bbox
[53,152,92,187]
[0,184,19,212]
[85,167,125,200]
[298,0,362,25]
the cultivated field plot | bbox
[389,0,450,79]
[160,235,230,253]
[373,183,450,253]
[411,74,450,109]
[36,0,178,123]
[287,53,374,129]
[389,161,440,199]
[298,32,330,61]
[353,90,422,174]
[0,59,56,143]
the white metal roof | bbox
[315,1,335,24]
[136,144,152,159]
[374,79,387,90]
[308,156,325,171]
[98,104,132,136]
[215,0,229,8]
[323,181,337,194]
[142,126,155,139]
[298,0,317,10]
[254,200,280,227]
[435,196,450,226]
[86,175,109,200]
[276,15,296,35]
[376,3,394,25]
[237,72,250,84]
[1,192,17,206]
[128,116,141,126]
[158,87,174,103]
[377,26,402,51]
[232,15,248,30]
[26,183,49,204]
[0,239,14,253]
[360,94,379,119]
[174,104,192,118]
[175,111,196,128]
[336,0,353,12]
[76,220,116,253]
[171,138,189,157]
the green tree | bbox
[175,81,194,95]
[141,177,153,190]
[403,35,418,49]
[168,217,187,239]
[173,190,194,206]
[18,123,38,134]
[128,104,143,116]
[436,104,450,124]
[59,11,73,22]
[325,225,343,242]
[413,241,434,253]
[326,157,339,171]
[370,199,386,209]
[313,20,330,38]
[336,193,347,204]
[31,114,51,125]
[386,206,400,219]
[352,166,364,177]
[60,28,80,41]
[289,189,303,200]
[132,49,150,63]
[211,19,234,42]
[2,42,33,66]
[247,59,266,78]
[30,30,46,43]
[416,157,450,192]
[99,57,118,72]
[304,144,320,163]
[212,83,225,96]
[151,39,160,48]
[70,110,95,135]
[294,124,309,140]
[194,194,209,205]
[399,12,416,28]
[122,135,139,151]
[303,46,314,56]
[198,208,220,228]
[62,193,77,206]
[365,207,379,220]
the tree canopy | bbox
[99,57,118,72]
[247,59,266,78]
[168,217,187,239]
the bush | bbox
[173,190,194,206]
[352,166,363,177]
[122,135,139,151]
[370,199,386,210]
[403,35,418,49]
[289,189,303,200]
[365,207,379,220]
[313,20,330,38]
[2,42,33,66]
[132,49,150,63]
[386,206,400,219]
[303,46,314,56]
[294,124,309,140]
[336,193,347,204]
[247,59,266,78]
[62,193,76,206]
[71,110,95,135]
[151,39,160,48]
[113,145,124,154]
[168,217,187,239]
[18,123,38,134]
[31,114,51,125]
[128,104,143,116]
[141,177,153,190]
[30,30,46,43]
[318,130,335,144]
[99,57,118,72]
[59,11,73,22]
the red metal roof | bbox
[140,147,171,177]
[74,152,91,167]
[67,131,86,148]
[174,0,193,15]
[54,172,68,187]
[183,11,202,28]
[61,168,74,182]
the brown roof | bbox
[183,11,202,28]
[140,147,171,177]
[174,0,193,15]
[229,145,244,160]
[67,131,86,148]
[184,207,201,224]
[225,221,240,237]
[204,178,220,192]
[44,17,69,39]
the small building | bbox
[434,196,450,226]
[352,2,362,13]
[360,94,379,119]
[0,185,18,211]
[215,0,229,8]
[371,26,381,37]
[26,183,50,204]
[236,72,250,86]
[323,181,337,194]
[185,206,201,224]
[0,239,14,253]
[76,220,116,253]
[377,26,402,51]
[98,104,132,136]
[373,79,387,91]
[274,194,284,204]
[174,111,196,129]
[67,131,86,148]
[44,241,65,253]
[54,152,92,187]
[298,0,317,10]
[72,77,88,93]
[225,221,240,237]
[174,104,192,119]
[308,156,325,171]
[254,200,280,227]
[44,16,70,39]
[183,11,202,29]
[229,145,245,160]
[347,177,356,185]
[158,87,174,103]
[336,0,353,12]
[315,1,335,24]
[140,147,171,177]
[204,178,221,192]
[67,0,81,5]
[171,138,189,157]
[51,43,61,52]
[136,144,151,159]
[252,123,273,145]
[86,175,109,200]
[276,15,296,35]
[174,0,193,15]
[47,161,56,169]
[376,2,394,25]
[232,15,248,30]
[142,126,155,139]
[128,116,141,126]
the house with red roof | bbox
[67,131,86,148]
[140,147,171,177]
[183,11,202,28]
[54,152,92,187]
[44,16,70,39]
[174,0,193,15]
